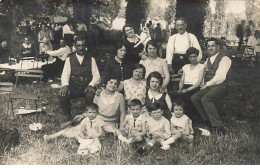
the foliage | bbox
[0,58,259,164]
[175,0,209,40]
[125,0,150,33]
[164,0,176,29]
[90,0,121,28]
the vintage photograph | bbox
[0,0,259,165]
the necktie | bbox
[134,119,136,127]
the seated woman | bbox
[20,37,35,58]
[38,23,53,54]
[100,43,132,87]
[117,64,146,106]
[74,78,126,134]
[93,78,126,133]
[146,71,172,120]
[177,47,205,121]
[140,40,170,92]
[122,24,145,67]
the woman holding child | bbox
[93,78,126,132]
[122,24,145,66]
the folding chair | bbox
[14,69,43,86]
[0,82,14,116]
[18,53,36,69]
[243,46,255,66]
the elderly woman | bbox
[122,24,145,66]
[38,23,53,54]
[140,40,170,92]
[178,47,205,120]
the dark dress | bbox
[122,38,144,66]
[145,90,172,120]
[101,58,132,86]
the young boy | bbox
[160,99,194,150]
[139,102,171,153]
[43,103,104,155]
[116,99,146,144]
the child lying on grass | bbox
[43,103,104,155]
[160,98,194,150]
[116,99,146,144]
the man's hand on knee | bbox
[59,85,69,96]
[85,85,95,94]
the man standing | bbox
[59,37,100,121]
[191,38,231,135]
[41,39,71,82]
[236,20,245,51]
[166,17,202,75]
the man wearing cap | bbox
[166,17,202,75]
[59,37,100,121]
[191,38,231,135]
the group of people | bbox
[236,20,260,63]
[42,17,232,155]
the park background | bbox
[0,0,259,165]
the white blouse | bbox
[182,63,204,85]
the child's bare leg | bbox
[162,133,182,146]
[131,136,143,143]
[43,130,65,141]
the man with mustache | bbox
[191,38,231,136]
[166,17,202,75]
[59,37,100,121]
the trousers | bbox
[60,86,95,121]
[191,84,227,127]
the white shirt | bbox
[166,31,202,63]
[46,45,71,61]
[61,53,100,87]
[62,24,74,37]
[182,63,205,85]
[204,52,231,87]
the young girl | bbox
[43,103,104,155]
[178,47,205,120]
[117,64,146,106]
[145,71,172,120]
[160,99,194,150]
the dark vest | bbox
[205,53,227,83]
[69,53,92,90]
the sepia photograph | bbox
[0,0,259,165]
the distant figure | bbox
[245,20,255,43]
[247,30,260,63]
[134,26,151,49]
[236,20,245,51]
[41,39,71,82]
[0,40,13,64]
[63,19,75,48]
[20,37,34,58]
[38,23,53,54]
[153,23,163,44]
[76,19,87,40]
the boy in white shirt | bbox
[138,102,171,154]
[116,99,146,144]
[43,103,104,155]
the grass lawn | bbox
[0,58,259,165]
